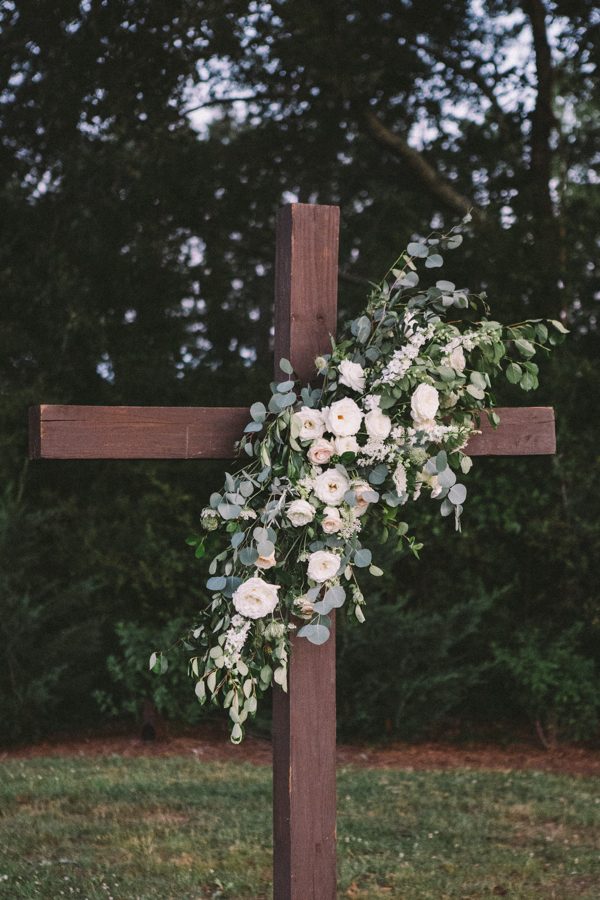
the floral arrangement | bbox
[151,216,567,742]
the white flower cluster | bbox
[223,615,252,668]
[376,316,436,386]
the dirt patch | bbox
[2,724,600,777]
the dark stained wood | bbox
[274,203,340,384]
[29,404,556,461]
[28,405,251,460]
[272,204,339,900]
[465,407,555,456]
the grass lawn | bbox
[0,757,598,899]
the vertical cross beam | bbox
[272,204,340,900]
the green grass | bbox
[0,758,598,899]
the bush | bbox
[493,625,599,747]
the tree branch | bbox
[523,0,557,217]
[361,109,479,219]
[415,44,515,143]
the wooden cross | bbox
[29,203,556,900]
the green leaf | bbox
[407,241,428,258]
[354,548,372,568]
[551,319,569,334]
[277,380,295,392]
[297,623,330,645]
[506,362,522,383]
[279,358,294,374]
[435,450,447,472]
[425,254,443,268]
[206,576,226,591]
[515,338,535,358]
[449,483,467,505]
[436,280,455,292]
[250,401,266,421]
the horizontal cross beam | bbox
[29,404,556,460]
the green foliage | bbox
[493,626,600,748]
[337,587,496,738]
[94,620,203,725]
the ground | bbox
[1,728,599,899]
[3,724,600,778]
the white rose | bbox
[307,550,341,583]
[365,408,392,440]
[353,480,375,517]
[287,499,316,527]
[313,468,350,506]
[292,406,325,441]
[338,360,366,393]
[307,438,335,466]
[411,383,440,426]
[446,345,466,372]
[232,577,280,619]
[256,549,277,570]
[334,435,360,456]
[324,398,363,436]
[393,462,407,497]
[321,506,342,534]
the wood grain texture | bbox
[465,407,555,456]
[28,405,251,460]
[272,204,340,900]
[274,203,340,384]
[29,404,556,460]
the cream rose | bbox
[256,550,277,570]
[338,359,366,393]
[410,383,440,426]
[307,438,335,466]
[287,499,316,527]
[307,550,341,583]
[292,406,325,441]
[313,469,350,506]
[323,398,363,437]
[353,480,375,516]
[232,577,280,619]
[334,435,360,456]
[365,408,392,440]
[321,506,342,534]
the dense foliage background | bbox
[1,0,598,745]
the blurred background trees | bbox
[1,0,598,743]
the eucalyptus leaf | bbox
[206,576,227,592]
[354,548,372,568]
[425,254,443,268]
[279,357,294,374]
[449,483,467,505]
[297,623,330,645]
